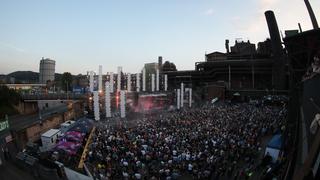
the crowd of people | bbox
[303,51,320,81]
[85,102,287,180]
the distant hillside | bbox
[7,71,39,83]
[3,71,67,83]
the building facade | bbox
[39,58,55,84]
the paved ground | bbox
[0,161,35,180]
[0,137,36,180]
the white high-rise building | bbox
[39,57,55,84]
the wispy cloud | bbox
[204,8,214,16]
[244,0,280,34]
[229,0,311,43]
[231,16,241,21]
[260,0,279,11]
[0,42,26,53]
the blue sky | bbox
[0,0,319,75]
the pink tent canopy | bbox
[63,131,84,142]
[55,141,81,155]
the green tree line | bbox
[0,85,20,118]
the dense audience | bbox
[303,51,320,81]
[86,102,287,180]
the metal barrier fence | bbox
[21,93,87,100]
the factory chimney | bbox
[158,56,163,67]
[304,0,319,29]
[298,23,303,33]
[265,11,283,58]
[265,10,285,90]
[225,39,230,53]
[158,56,163,71]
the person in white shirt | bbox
[188,163,193,172]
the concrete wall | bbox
[26,115,64,143]
[38,100,67,111]
[15,111,73,149]
[13,101,84,149]
[14,101,38,115]
[63,110,74,121]
[71,101,83,119]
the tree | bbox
[0,85,20,117]
[162,61,177,72]
[0,85,20,106]
[61,72,73,91]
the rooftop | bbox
[61,120,75,126]
[41,129,60,138]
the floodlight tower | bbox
[93,91,100,121]
[105,82,111,118]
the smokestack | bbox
[265,11,283,57]
[158,56,163,69]
[298,23,303,32]
[265,10,285,90]
[304,0,319,29]
[225,39,230,53]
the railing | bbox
[21,93,87,100]
[78,127,96,169]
